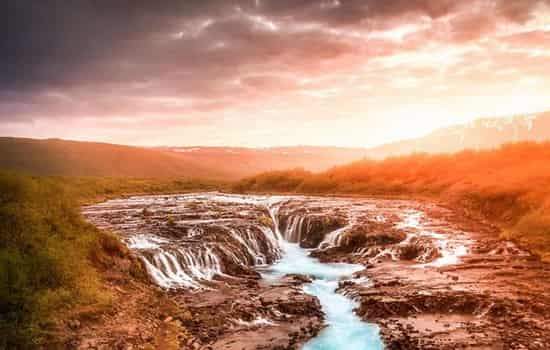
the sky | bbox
[1,0,550,148]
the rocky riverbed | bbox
[80,193,550,349]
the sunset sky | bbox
[1,0,550,147]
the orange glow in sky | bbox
[1,1,550,147]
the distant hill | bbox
[158,146,368,176]
[0,138,367,179]
[4,110,550,179]
[0,137,226,179]
[365,111,550,159]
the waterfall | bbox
[83,193,364,290]
[84,193,467,291]
[139,245,226,289]
[135,223,282,289]
[267,202,284,241]
[84,193,291,289]
[319,223,351,249]
[82,193,479,350]
[83,193,364,289]
[284,215,307,242]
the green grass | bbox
[0,173,224,348]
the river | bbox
[264,241,384,349]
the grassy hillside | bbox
[0,138,369,180]
[0,173,221,348]
[235,142,550,261]
[0,138,232,179]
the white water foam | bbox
[234,317,277,327]
[398,211,471,268]
[127,234,168,250]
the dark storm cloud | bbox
[1,0,223,90]
[259,0,459,25]
[1,0,549,123]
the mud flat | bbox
[80,193,550,349]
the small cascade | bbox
[283,215,309,242]
[266,201,284,241]
[226,226,270,265]
[395,210,471,267]
[83,193,287,289]
[319,211,359,249]
[278,209,349,248]
[319,222,352,249]
[138,223,283,288]
[141,246,223,289]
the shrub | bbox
[258,215,273,228]
[0,173,108,347]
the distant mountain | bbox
[0,138,367,179]
[365,111,550,159]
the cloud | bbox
[1,0,550,146]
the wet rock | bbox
[280,274,313,285]
[342,225,407,249]
[397,237,441,263]
[81,194,550,350]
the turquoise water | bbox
[264,241,384,350]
